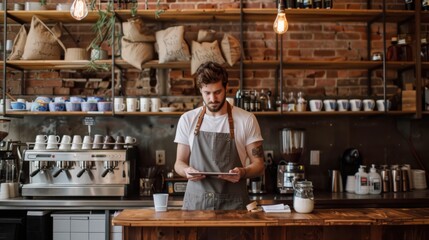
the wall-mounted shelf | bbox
[0,60,416,71]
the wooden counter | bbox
[112,208,429,240]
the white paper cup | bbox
[153,193,169,212]
[0,183,9,199]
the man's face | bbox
[200,81,226,113]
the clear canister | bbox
[293,180,314,213]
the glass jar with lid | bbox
[293,180,314,213]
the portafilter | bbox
[52,161,73,178]
[101,161,118,177]
[30,161,51,177]
[77,161,93,178]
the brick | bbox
[25,87,53,95]
[26,80,63,88]
[54,87,70,95]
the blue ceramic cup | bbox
[81,102,98,112]
[49,102,66,112]
[97,102,112,112]
[65,102,81,112]
[11,101,26,110]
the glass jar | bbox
[293,180,314,213]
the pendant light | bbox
[70,0,89,21]
[273,0,288,34]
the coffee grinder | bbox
[277,128,305,194]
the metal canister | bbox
[391,166,402,193]
[380,165,391,193]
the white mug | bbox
[151,97,161,112]
[59,135,72,150]
[114,97,126,112]
[349,99,362,112]
[363,99,375,111]
[46,135,60,150]
[125,136,137,144]
[376,99,391,111]
[71,135,82,150]
[309,100,322,112]
[34,134,47,150]
[140,97,150,112]
[126,98,139,112]
[337,99,349,111]
[82,136,93,150]
[323,99,336,112]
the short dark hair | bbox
[195,61,228,89]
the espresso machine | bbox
[22,148,138,198]
[0,118,24,185]
[277,128,306,194]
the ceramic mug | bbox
[323,99,336,112]
[309,100,323,112]
[114,97,126,112]
[337,99,349,111]
[151,97,161,112]
[349,99,362,112]
[10,101,26,110]
[140,97,150,112]
[126,98,139,112]
[376,99,391,111]
[363,99,375,111]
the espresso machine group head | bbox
[22,148,138,198]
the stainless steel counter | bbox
[1,190,429,210]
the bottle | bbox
[284,0,295,9]
[303,0,313,8]
[281,91,288,112]
[296,0,304,8]
[235,89,242,108]
[249,91,255,112]
[254,91,261,112]
[259,89,268,111]
[296,91,307,112]
[423,0,429,11]
[266,90,274,111]
[354,165,369,194]
[287,92,296,112]
[404,0,415,10]
[421,37,428,62]
[398,35,412,61]
[369,164,382,194]
[324,0,333,9]
[293,181,314,213]
[313,0,322,9]
[386,36,400,61]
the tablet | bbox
[188,172,238,176]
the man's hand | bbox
[218,167,241,183]
[184,167,206,181]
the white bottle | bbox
[369,164,382,194]
[355,165,369,194]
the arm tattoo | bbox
[252,145,264,158]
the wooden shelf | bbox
[1,60,416,71]
[0,9,416,24]
[4,110,415,117]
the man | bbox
[174,61,265,210]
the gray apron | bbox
[182,103,249,210]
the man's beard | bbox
[205,97,226,112]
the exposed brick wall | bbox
[0,0,421,100]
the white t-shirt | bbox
[174,106,263,166]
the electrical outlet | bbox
[156,150,165,165]
[264,150,274,160]
[310,150,320,165]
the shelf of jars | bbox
[0,8,416,25]
[0,60,416,71]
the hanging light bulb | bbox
[273,0,288,34]
[70,0,89,21]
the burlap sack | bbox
[121,37,154,70]
[191,40,225,75]
[155,26,191,63]
[221,33,241,67]
[122,17,155,42]
[8,25,27,60]
[22,16,66,60]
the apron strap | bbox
[227,103,235,140]
[194,107,206,136]
[194,103,235,140]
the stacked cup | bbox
[0,183,9,199]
